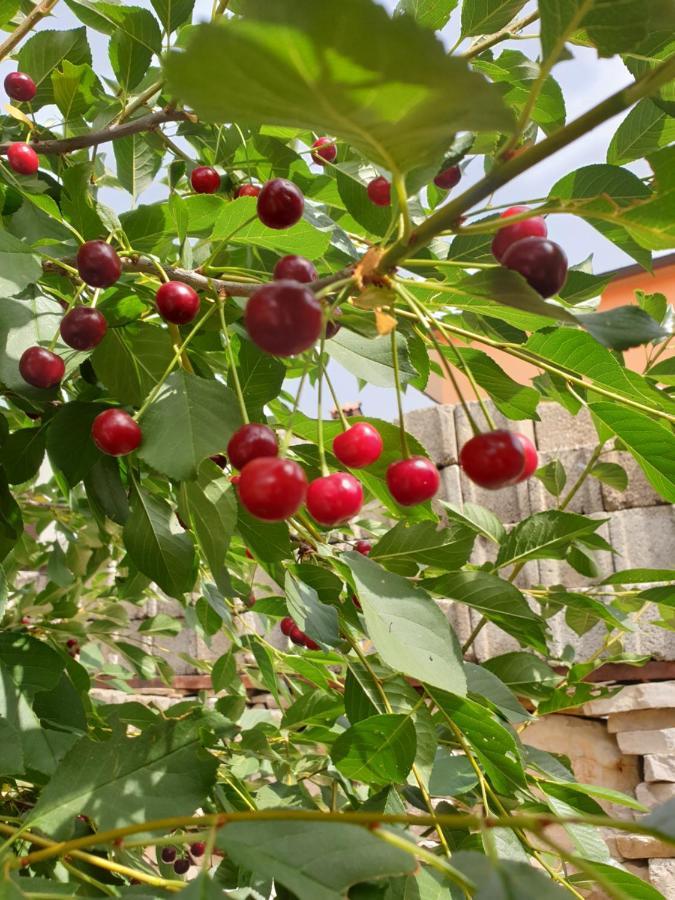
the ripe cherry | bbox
[280,616,295,636]
[227,423,278,470]
[235,183,260,198]
[210,454,227,468]
[289,624,306,646]
[257,178,304,229]
[325,309,342,339]
[491,206,547,262]
[355,540,372,555]
[514,433,538,483]
[238,457,307,521]
[66,638,78,648]
[434,165,461,190]
[367,176,390,207]
[245,280,322,356]
[190,842,206,858]
[273,254,317,283]
[333,422,383,469]
[190,166,220,194]
[386,456,440,506]
[304,635,319,651]
[161,847,177,864]
[173,858,190,875]
[5,71,36,102]
[156,281,200,325]
[91,409,142,457]
[311,136,337,165]
[307,472,363,526]
[60,308,107,350]
[7,142,38,175]
[501,237,568,298]
[19,347,65,389]
[76,241,122,288]
[459,430,526,490]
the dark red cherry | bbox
[156,281,200,325]
[245,281,322,356]
[280,616,295,636]
[434,165,461,190]
[7,142,38,175]
[367,176,390,207]
[257,178,304,229]
[210,454,227,468]
[190,842,205,858]
[60,308,107,350]
[459,430,526,490]
[273,255,317,283]
[386,456,440,506]
[227,423,278,471]
[325,308,342,339]
[513,433,538,483]
[306,472,363,526]
[290,624,306,646]
[161,847,177,864]
[191,166,220,194]
[332,422,383,469]
[19,347,65,389]
[501,237,568,298]
[91,409,142,457]
[311,137,337,165]
[76,241,122,288]
[5,72,36,102]
[235,183,260,198]
[238,457,307,521]
[491,206,547,262]
[66,638,78,648]
[173,858,190,875]
[355,540,372,555]
[303,635,320,651]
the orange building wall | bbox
[426,260,675,406]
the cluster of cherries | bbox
[491,204,568,298]
[3,71,40,175]
[280,616,319,650]
[366,162,462,208]
[160,841,205,875]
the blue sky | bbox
[2,0,650,418]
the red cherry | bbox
[227,423,278,471]
[161,847,177,863]
[501,237,568,298]
[351,593,362,611]
[273,255,317,283]
[238,457,307,521]
[76,241,122,288]
[332,423,383,469]
[290,625,306,646]
[156,281,200,325]
[307,473,363,526]
[5,72,36,102]
[280,616,295,636]
[513,433,538,483]
[386,456,440,506]
[491,206,547,262]
[7,142,38,175]
[434,165,461,190]
[230,474,240,485]
[367,176,390,207]
[257,178,304,229]
[66,638,78,648]
[355,540,372,555]
[91,409,142,457]
[325,309,342,339]
[190,842,206,858]
[19,347,65,389]
[459,430,526,489]
[245,548,253,559]
[303,635,320,651]
[173,858,190,875]
[311,137,337,165]
[210,454,227,468]
[235,183,260,198]
[60,308,107,350]
[245,281,322,356]
[191,166,220,194]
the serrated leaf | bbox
[496,510,605,568]
[461,0,527,37]
[51,60,100,120]
[182,461,237,593]
[0,427,45,484]
[482,652,560,700]
[535,459,567,497]
[113,132,164,199]
[441,501,506,544]
[211,196,330,257]
[589,461,628,491]
[371,520,475,575]
[394,0,458,29]
[285,571,340,647]
[91,322,174,407]
[151,0,195,32]
[577,305,670,350]
[0,231,43,296]
[451,345,540,420]
[232,339,285,419]
[46,402,107,487]
[332,713,417,785]
[17,27,91,109]
[327,330,417,388]
[607,98,675,165]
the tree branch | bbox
[0,0,60,63]
[462,9,540,60]
[0,109,193,156]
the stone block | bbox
[437,598,474,654]
[405,405,457,467]
[609,506,675,570]
[615,834,675,859]
[528,449,604,516]
[622,605,675,663]
[608,709,675,734]
[438,464,462,507]
[583,682,675,717]
[617,728,675,755]
[635,781,675,808]
[533,403,598,452]
[645,755,675,783]
[649,860,675,900]
[601,450,667,511]
[456,469,532,527]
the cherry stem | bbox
[390,327,410,459]
[317,334,329,477]
[393,173,411,242]
[47,281,87,351]
[218,297,249,425]
[323,364,350,431]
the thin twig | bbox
[0,0,60,62]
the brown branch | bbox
[462,9,540,60]
[0,109,192,156]
[0,0,60,63]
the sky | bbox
[1,0,650,420]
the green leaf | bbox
[571,861,665,900]
[589,461,628,491]
[0,470,23,562]
[441,501,506,544]
[535,459,567,497]
[182,461,237,593]
[236,505,292,565]
[110,28,153,91]
[461,0,527,36]
[482,652,560,700]
[46,402,107,487]
[84,456,130,525]
[17,27,91,109]
[394,0,458,29]
[138,371,242,481]
[0,633,63,693]
[332,713,417,785]
[496,510,605,568]
[113,133,164,199]
[91,322,173,407]
[27,717,217,839]
[371,520,475,575]
[589,402,675,503]
[452,346,539,420]
[0,427,45,484]
[345,551,466,695]
[123,484,196,597]
[151,0,195,33]
[285,571,340,647]
[327,330,417,388]
[604,567,675,585]
[216,820,415,900]
[468,857,569,900]
[0,230,43,296]
[428,751,479,796]
[464,661,529,724]
[233,339,285,419]
[51,60,100,120]
[607,99,675,165]
[211,196,330,257]
[164,0,512,174]
[576,306,669,350]
[428,571,547,653]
